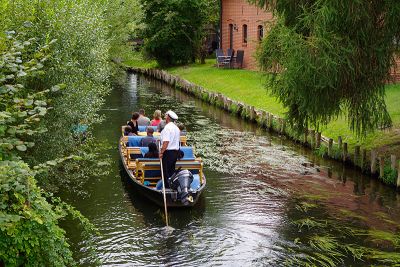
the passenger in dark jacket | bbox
[144,143,159,158]
[127,112,139,135]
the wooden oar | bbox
[158,140,171,229]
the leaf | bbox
[46,160,57,166]
[16,145,27,151]
[51,85,60,92]
[7,127,16,135]
[24,99,34,106]
[17,71,27,77]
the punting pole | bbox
[158,140,169,227]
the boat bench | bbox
[136,161,203,185]
[125,146,197,170]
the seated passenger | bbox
[144,142,159,158]
[140,127,156,147]
[138,108,150,126]
[178,123,187,136]
[124,125,135,136]
[127,112,139,135]
[157,119,167,132]
[150,110,162,126]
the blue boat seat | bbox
[179,146,195,160]
[138,125,158,132]
[128,136,144,147]
[140,147,149,156]
[128,136,160,147]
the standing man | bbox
[159,110,180,185]
[137,109,150,126]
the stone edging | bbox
[126,66,400,188]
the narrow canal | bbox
[65,72,400,266]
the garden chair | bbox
[216,49,226,68]
[223,49,235,68]
[233,50,244,69]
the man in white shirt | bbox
[159,110,180,186]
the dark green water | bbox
[65,72,400,266]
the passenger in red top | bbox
[150,110,162,126]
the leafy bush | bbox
[0,161,70,266]
[0,0,112,193]
[141,0,208,66]
[315,144,328,158]
[380,164,398,186]
[0,32,96,266]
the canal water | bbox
[65,72,400,266]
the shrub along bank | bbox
[122,49,400,187]
[0,0,119,264]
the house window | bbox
[229,24,233,49]
[258,25,264,41]
[242,24,247,44]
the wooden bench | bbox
[135,160,204,185]
[125,147,142,169]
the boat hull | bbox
[119,141,206,208]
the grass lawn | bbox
[167,60,286,116]
[121,48,400,152]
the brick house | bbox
[220,0,272,69]
[220,0,400,83]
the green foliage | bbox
[0,33,98,266]
[0,161,73,266]
[251,0,400,137]
[0,32,57,161]
[106,0,144,45]
[329,144,341,160]
[314,144,328,157]
[0,160,97,266]
[141,0,210,66]
[380,163,398,186]
[0,0,113,193]
[36,139,111,195]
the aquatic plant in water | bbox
[279,195,400,266]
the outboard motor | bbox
[168,169,194,205]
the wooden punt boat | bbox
[119,126,206,207]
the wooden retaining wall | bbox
[128,66,400,188]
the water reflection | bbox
[66,72,400,266]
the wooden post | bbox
[316,132,321,148]
[303,129,308,144]
[343,143,348,162]
[371,150,377,174]
[268,113,273,129]
[310,130,316,149]
[250,106,256,121]
[338,136,342,150]
[391,155,397,169]
[280,119,286,134]
[354,146,360,167]
[361,149,367,170]
[379,156,384,178]
[261,111,267,127]
[328,138,333,156]
[397,161,400,188]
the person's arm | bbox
[159,141,169,158]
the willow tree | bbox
[250,0,400,136]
